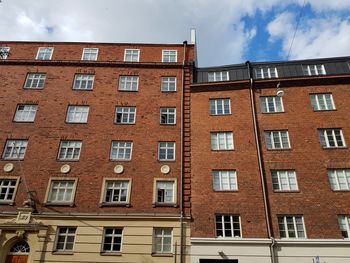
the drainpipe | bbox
[179,40,187,263]
[245,61,276,263]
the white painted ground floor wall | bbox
[191,238,350,263]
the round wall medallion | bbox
[114,165,124,174]
[60,164,71,174]
[3,163,14,173]
[160,165,170,174]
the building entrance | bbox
[5,240,29,263]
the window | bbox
[118,76,139,91]
[66,106,89,123]
[271,170,298,191]
[36,47,53,60]
[102,180,130,205]
[102,228,123,253]
[82,48,98,61]
[211,132,234,150]
[155,180,175,204]
[58,141,82,161]
[162,50,177,62]
[161,77,176,92]
[0,47,10,59]
[208,71,229,82]
[255,67,278,79]
[73,74,94,90]
[0,178,19,203]
[153,228,172,254]
[2,140,28,160]
[47,179,77,204]
[303,64,326,76]
[338,216,350,238]
[318,129,345,148]
[209,98,231,115]
[278,216,306,238]
[215,215,241,238]
[310,94,335,111]
[158,142,175,161]
[14,105,38,122]
[124,49,140,62]
[110,141,132,161]
[213,171,237,191]
[264,131,290,150]
[115,107,136,124]
[328,169,350,191]
[160,108,176,125]
[24,73,46,89]
[55,227,76,251]
[260,96,284,113]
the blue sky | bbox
[0,0,350,66]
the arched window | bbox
[9,240,30,255]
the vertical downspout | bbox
[246,61,275,263]
[179,40,187,263]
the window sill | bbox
[151,253,173,257]
[213,190,238,193]
[158,160,176,162]
[331,190,350,192]
[100,252,122,256]
[153,203,177,208]
[114,123,136,125]
[65,122,88,124]
[211,149,235,152]
[13,121,35,123]
[43,202,75,207]
[160,123,177,126]
[118,89,139,92]
[266,148,292,151]
[0,201,15,205]
[322,147,347,150]
[261,111,285,114]
[52,251,74,255]
[273,190,300,193]
[56,159,80,162]
[209,114,232,116]
[313,109,336,112]
[99,203,131,207]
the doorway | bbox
[5,240,29,263]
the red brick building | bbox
[0,41,195,263]
[191,58,350,263]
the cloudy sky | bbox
[0,0,349,66]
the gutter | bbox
[245,61,276,263]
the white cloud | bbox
[267,11,350,60]
[0,0,349,66]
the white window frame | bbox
[81,48,99,61]
[58,141,82,161]
[0,177,20,204]
[212,170,237,191]
[255,67,278,79]
[338,215,350,239]
[215,215,241,238]
[36,47,53,60]
[210,132,234,150]
[54,227,77,252]
[115,107,136,124]
[278,215,306,239]
[152,228,173,254]
[100,179,131,205]
[260,96,284,113]
[162,50,177,63]
[160,108,176,125]
[73,74,94,90]
[328,169,350,191]
[118,76,139,91]
[124,49,140,62]
[0,47,10,59]
[45,178,78,205]
[302,64,326,76]
[161,77,176,92]
[158,142,175,161]
[271,170,298,191]
[310,94,336,111]
[154,179,176,205]
[264,131,291,150]
[208,71,229,82]
[14,104,38,122]
[102,228,123,253]
[2,140,28,160]
[24,73,46,89]
[318,129,346,148]
[66,105,89,123]
[110,141,133,161]
[209,98,231,115]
